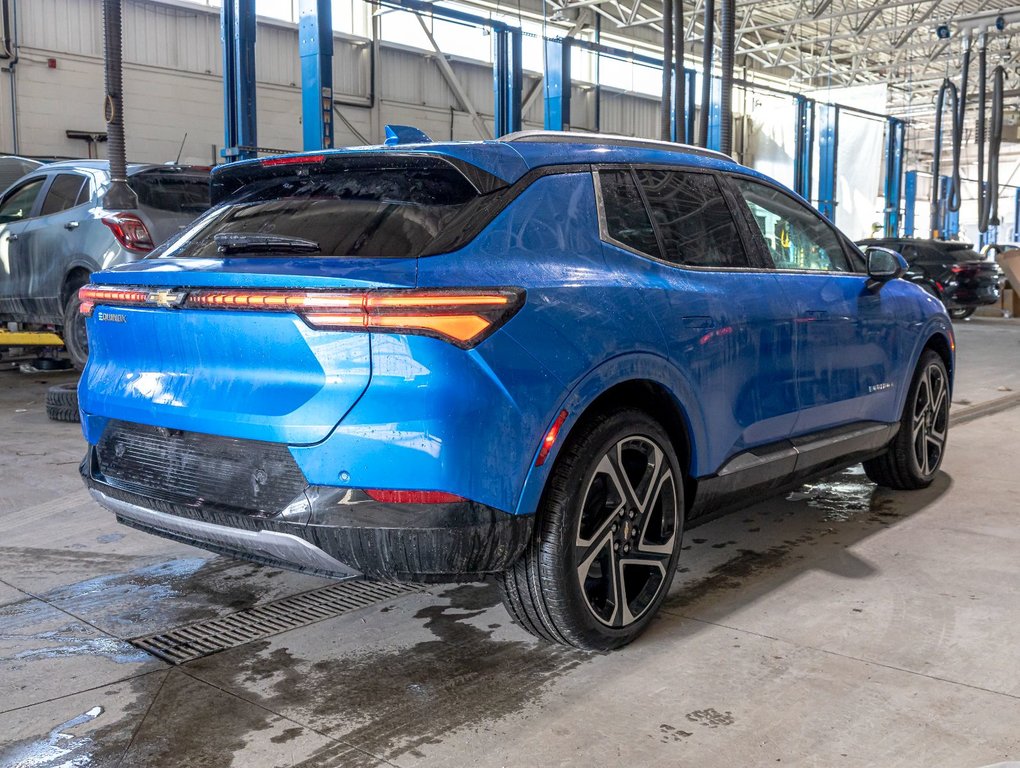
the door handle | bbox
[682,315,715,329]
[6,233,17,241]
[64,221,79,230]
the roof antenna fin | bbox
[384,125,433,146]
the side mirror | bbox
[866,246,907,290]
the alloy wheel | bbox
[574,436,679,628]
[912,362,949,476]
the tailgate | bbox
[79,258,417,445]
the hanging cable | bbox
[951,33,970,213]
[977,34,989,231]
[988,64,1004,226]
[698,0,714,147]
[661,0,673,141]
[673,0,685,143]
[719,0,735,155]
[930,78,959,237]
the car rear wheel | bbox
[863,350,949,490]
[948,307,976,320]
[497,408,684,650]
[62,280,90,371]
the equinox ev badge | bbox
[149,288,188,309]
[96,311,126,323]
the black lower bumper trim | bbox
[82,448,533,583]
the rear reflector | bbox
[364,489,465,504]
[536,410,569,466]
[80,285,525,348]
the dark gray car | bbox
[0,161,210,367]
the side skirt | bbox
[687,421,898,526]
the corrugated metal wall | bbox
[0,0,662,161]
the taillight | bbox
[102,213,154,252]
[364,489,465,504]
[78,285,525,347]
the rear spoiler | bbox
[209,152,507,206]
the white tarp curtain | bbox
[834,112,886,240]
[745,93,797,190]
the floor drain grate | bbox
[131,580,423,664]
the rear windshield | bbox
[159,161,480,260]
[132,171,211,214]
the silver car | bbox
[0,161,210,368]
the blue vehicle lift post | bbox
[221,0,257,161]
[817,103,839,221]
[705,75,722,151]
[493,27,523,136]
[299,0,333,151]
[904,170,917,237]
[793,94,814,201]
[883,117,905,237]
[1014,188,1020,241]
[543,38,570,131]
[938,175,959,239]
[677,69,696,144]
[378,0,521,138]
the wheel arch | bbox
[60,265,92,310]
[512,353,706,517]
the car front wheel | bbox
[497,408,684,650]
[863,350,950,489]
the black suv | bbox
[859,238,1003,320]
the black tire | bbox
[863,350,949,490]
[949,307,976,320]
[46,382,80,423]
[497,408,684,650]
[62,280,90,371]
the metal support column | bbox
[817,103,839,221]
[221,0,257,161]
[299,0,333,151]
[904,170,917,237]
[793,95,814,201]
[493,27,522,137]
[883,117,905,237]
[706,76,722,151]
[543,38,570,131]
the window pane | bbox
[599,169,661,259]
[635,170,749,268]
[41,174,87,216]
[132,172,210,214]
[162,163,478,260]
[732,178,851,272]
[0,178,45,222]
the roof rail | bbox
[500,130,734,162]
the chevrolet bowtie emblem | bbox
[149,289,187,309]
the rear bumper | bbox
[81,448,533,583]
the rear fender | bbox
[513,352,705,517]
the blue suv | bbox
[78,130,954,650]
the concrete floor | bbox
[1,318,1019,768]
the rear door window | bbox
[162,160,482,260]
[40,173,88,216]
[634,169,749,268]
[0,178,45,223]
